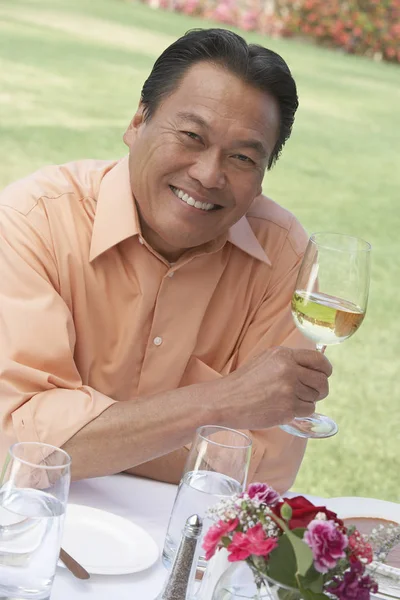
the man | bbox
[0,28,332,493]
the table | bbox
[44,474,397,600]
[51,474,327,600]
[52,474,179,600]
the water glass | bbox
[162,425,252,572]
[0,442,71,600]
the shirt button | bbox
[138,237,144,245]
[168,271,174,278]
[153,336,163,346]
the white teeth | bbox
[171,187,215,211]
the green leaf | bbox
[267,535,298,589]
[297,574,331,600]
[297,570,324,593]
[221,536,231,548]
[269,514,314,578]
[285,529,314,577]
[281,502,293,522]
[292,528,307,539]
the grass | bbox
[0,0,399,502]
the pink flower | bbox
[202,519,238,561]
[228,523,278,562]
[227,531,253,561]
[247,483,280,506]
[304,519,348,573]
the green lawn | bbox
[0,0,399,501]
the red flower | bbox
[348,530,374,564]
[227,523,278,562]
[202,519,239,561]
[273,496,344,530]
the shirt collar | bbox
[228,214,271,266]
[90,156,271,266]
[89,156,140,262]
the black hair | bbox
[140,28,299,169]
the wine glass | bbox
[280,232,371,439]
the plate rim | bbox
[325,496,400,520]
[59,502,159,575]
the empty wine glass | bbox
[280,232,371,439]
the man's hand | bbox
[62,347,331,480]
[219,347,333,430]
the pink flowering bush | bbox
[203,482,382,600]
[139,0,400,64]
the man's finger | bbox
[293,348,333,377]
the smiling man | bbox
[0,29,332,493]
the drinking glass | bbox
[280,232,371,439]
[0,442,71,600]
[162,425,252,572]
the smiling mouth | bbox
[169,186,222,212]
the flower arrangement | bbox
[202,482,399,600]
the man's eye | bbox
[233,154,254,164]
[182,131,201,141]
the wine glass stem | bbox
[316,343,327,354]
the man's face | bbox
[125,61,280,260]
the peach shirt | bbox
[0,156,312,493]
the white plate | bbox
[59,504,159,575]
[325,497,400,523]
[326,497,400,599]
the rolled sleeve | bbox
[0,206,116,463]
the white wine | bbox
[292,290,365,345]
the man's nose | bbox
[187,149,226,190]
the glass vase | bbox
[211,561,304,600]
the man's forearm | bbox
[125,447,189,484]
[63,381,218,480]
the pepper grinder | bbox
[157,514,203,600]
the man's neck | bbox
[139,217,189,263]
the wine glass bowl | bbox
[281,232,371,439]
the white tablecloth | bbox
[49,474,393,600]
[52,474,179,600]
[51,474,327,600]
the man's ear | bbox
[123,102,146,146]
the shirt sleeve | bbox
[0,205,116,464]
[232,217,314,494]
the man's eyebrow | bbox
[233,139,268,158]
[176,111,209,129]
